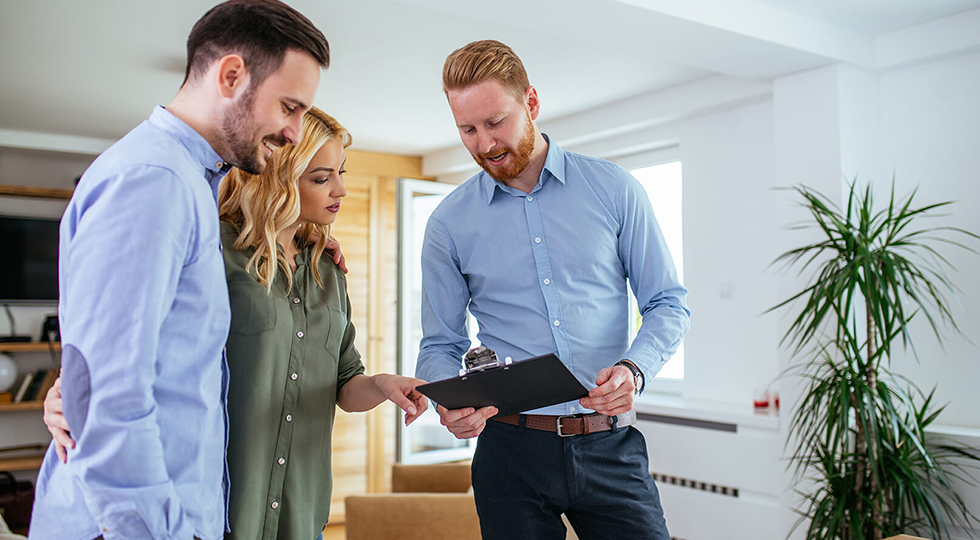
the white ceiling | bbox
[1,0,979,155]
[750,0,980,34]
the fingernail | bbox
[408,406,417,416]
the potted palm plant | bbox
[769,181,980,539]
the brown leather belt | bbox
[492,410,637,437]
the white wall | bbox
[0,146,93,191]
[878,50,980,429]
[678,101,782,405]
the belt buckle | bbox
[556,414,577,437]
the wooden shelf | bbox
[0,184,73,200]
[0,454,45,471]
[0,341,60,353]
[0,401,44,412]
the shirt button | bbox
[278,457,286,465]
[527,196,533,202]
[534,237,542,243]
[293,297,301,304]
[271,501,279,509]
[285,414,292,422]
[216,161,225,169]
[291,373,298,380]
[544,279,550,285]
[554,320,561,327]
[296,331,304,338]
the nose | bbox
[477,129,495,154]
[283,114,304,146]
[334,175,348,198]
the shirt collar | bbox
[148,106,233,177]
[479,133,567,206]
[541,134,566,186]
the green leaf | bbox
[769,179,980,539]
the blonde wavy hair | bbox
[219,107,352,292]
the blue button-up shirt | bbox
[416,136,690,416]
[30,107,232,540]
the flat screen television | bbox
[0,215,60,304]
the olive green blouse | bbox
[221,222,365,540]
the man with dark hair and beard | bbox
[29,2,329,539]
[415,40,690,540]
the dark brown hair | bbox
[184,0,330,87]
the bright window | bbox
[397,179,477,464]
[629,161,684,381]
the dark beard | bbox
[220,86,269,175]
[476,115,535,182]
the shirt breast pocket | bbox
[227,279,278,335]
[322,306,346,360]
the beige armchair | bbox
[345,462,480,540]
[345,461,579,540]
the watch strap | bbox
[615,360,644,394]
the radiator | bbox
[637,411,980,540]
[635,411,783,540]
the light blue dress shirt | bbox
[416,136,690,416]
[30,107,233,540]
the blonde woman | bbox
[43,108,428,540]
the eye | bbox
[339,169,347,176]
[462,127,475,135]
[282,102,296,114]
[313,176,329,185]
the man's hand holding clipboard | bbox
[416,349,589,439]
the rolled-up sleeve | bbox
[60,165,196,539]
[336,291,367,391]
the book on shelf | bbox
[12,372,34,402]
[11,369,57,403]
[32,369,58,403]
[22,369,47,402]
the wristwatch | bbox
[616,360,644,395]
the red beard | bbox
[475,115,535,182]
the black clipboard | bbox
[416,353,589,417]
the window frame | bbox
[395,178,476,464]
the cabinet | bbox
[0,186,73,200]
[0,343,60,472]
[0,184,69,474]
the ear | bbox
[525,86,541,121]
[215,54,249,100]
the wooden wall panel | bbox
[326,149,432,523]
[328,171,373,522]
